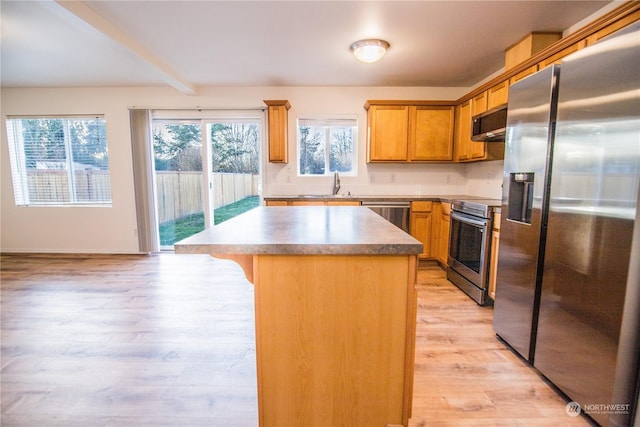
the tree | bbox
[70,118,109,169]
[299,126,325,174]
[153,123,202,171]
[330,127,353,172]
[210,123,259,173]
[19,118,108,169]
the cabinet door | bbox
[472,92,488,116]
[291,201,325,206]
[265,100,291,163]
[367,105,409,162]
[586,9,640,45]
[488,212,501,300]
[326,201,361,206]
[488,80,509,109]
[468,94,487,160]
[510,65,538,84]
[454,100,472,161]
[409,106,455,161]
[438,203,451,266]
[538,41,586,69]
[411,212,432,259]
[265,200,290,206]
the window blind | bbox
[5,117,112,206]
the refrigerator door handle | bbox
[522,182,534,222]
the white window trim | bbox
[5,116,112,207]
[296,115,358,177]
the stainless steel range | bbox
[447,199,500,306]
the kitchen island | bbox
[175,206,422,427]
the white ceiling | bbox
[1,1,615,94]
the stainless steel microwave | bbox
[471,105,507,142]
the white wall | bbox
[2,85,508,253]
[465,160,504,199]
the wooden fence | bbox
[24,170,258,224]
[155,172,259,224]
[27,170,111,203]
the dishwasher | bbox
[361,201,411,233]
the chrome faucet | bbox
[332,171,341,195]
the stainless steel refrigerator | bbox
[493,21,640,427]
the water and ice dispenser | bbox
[507,172,534,224]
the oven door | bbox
[448,210,491,289]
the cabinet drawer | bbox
[411,201,433,212]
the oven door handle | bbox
[451,210,490,228]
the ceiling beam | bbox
[52,0,196,94]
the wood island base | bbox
[216,253,418,427]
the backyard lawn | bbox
[159,196,260,247]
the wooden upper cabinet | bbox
[468,95,487,160]
[538,40,586,69]
[367,105,409,161]
[366,101,455,163]
[264,100,291,163]
[472,92,488,116]
[409,106,455,161]
[586,9,640,45]
[487,80,509,109]
[454,100,472,161]
[505,32,562,70]
[455,95,500,162]
[509,65,539,85]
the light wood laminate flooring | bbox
[1,254,594,426]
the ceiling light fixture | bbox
[350,39,390,63]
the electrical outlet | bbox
[370,173,375,183]
[390,173,396,183]
[446,174,451,183]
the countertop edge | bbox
[175,243,423,256]
[263,194,496,204]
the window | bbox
[6,116,112,206]
[297,117,357,175]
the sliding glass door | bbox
[206,120,261,225]
[151,112,263,250]
[152,120,206,247]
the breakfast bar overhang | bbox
[175,206,422,427]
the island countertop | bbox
[174,205,423,255]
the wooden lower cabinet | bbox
[291,200,325,206]
[265,200,288,206]
[253,254,417,427]
[429,202,451,266]
[488,212,501,301]
[410,201,432,259]
[325,200,361,206]
[436,202,451,266]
